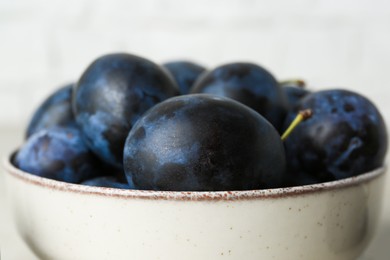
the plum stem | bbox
[281,109,313,141]
[279,79,306,88]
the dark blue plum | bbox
[14,127,102,183]
[163,61,206,94]
[280,80,310,108]
[81,176,133,189]
[190,62,288,132]
[123,94,286,191]
[73,53,179,168]
[283,89,388,185]
[26,84,77,138]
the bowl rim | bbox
[3,152,386,201]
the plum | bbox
[163,61,206,94]
[73,53,179,168]
[14,127,102,183]
[191,62,288,132]
[283,89,388,185]
[26,84,76,138]
[123,94,286,191]
[280,79,310,109]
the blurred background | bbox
[1,0,390,259]
[1,0,390,128]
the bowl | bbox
[3,152,386,260]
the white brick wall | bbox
[1,0,390,128]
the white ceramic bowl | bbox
[3,153,386,260]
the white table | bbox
[1,127,389,260]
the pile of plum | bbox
[14,53,388,191]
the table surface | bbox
[1,127,389,260]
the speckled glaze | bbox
[3,154,386,260]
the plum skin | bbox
[284,86,310,108]
[163,61,206,94]
[190,62,288,132]
[73,53,179,168]
[280,81,310,109]
[14,127,103,183]
[26,84,76,138]
[123,94,287,191]
[283,89,388,185]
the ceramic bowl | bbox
[3,153,386,260]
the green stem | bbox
[281,109,313,141]
[279,79,306,88]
